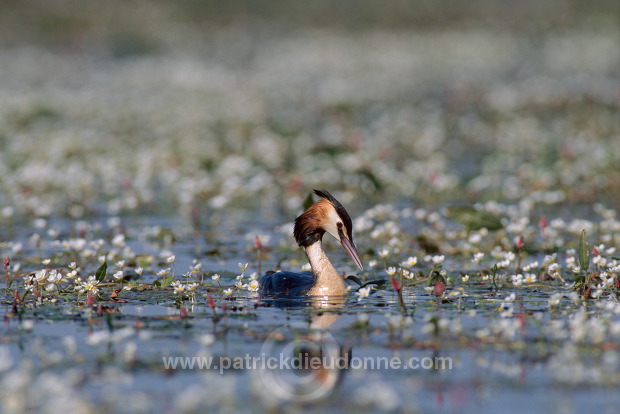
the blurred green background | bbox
[0,0,618,219]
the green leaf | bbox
[446,206,503,231]
[95,261,108,282]
[159,275,175,288]
[572,275,585,289]
[427,270,446,286]
[578,229,590,273]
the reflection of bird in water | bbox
[259,189,363,297]
[259,320,352,404]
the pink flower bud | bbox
[516,235,524,250]
[207,293,216,309]
[538,216,548,229]
[434,281,445,297]
[390,276,401,292]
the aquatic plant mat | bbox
[2,202,620,413]
[0,1,619,413]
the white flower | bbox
[47,270,61,282]
[111,234,125,247]
[83,276,100,294]
[166,255,176,264]
[45,270,63,291]
[468,233,482,244]
[157,268,170,277]
[386,267,396,277]
[432,255,445,265]
[355,286,371,301]
[211,274,220,282]
[171,280,185,295]
[547,262,561,278]
[34,269,48,282]
[400,256,418,268]
[113,271,124,280]
[68,262,77,270]
[368,260,377,269]
[248,280,259,292]
[135,267,144,276]
[524,273,536,283]
[235,281,247,289]
[472,252,484,264]
[42,259,51,265]
[496,259,510,269]
[593,256,607,268]
[116,260,125,269]
[461,274,470,282]
[378,249,389,258]
[238,262,248,272]
[223,288,233,297]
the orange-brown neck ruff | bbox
[293,198,332,247]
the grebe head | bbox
[293,189,364,271]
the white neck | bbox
[304,240,347,296]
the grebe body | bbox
[259,189,363,297]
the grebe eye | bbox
[337,222,343,229]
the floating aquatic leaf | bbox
[446,206,503,231]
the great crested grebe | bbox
[259,189,363,297]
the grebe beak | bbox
[338,228,364,271]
